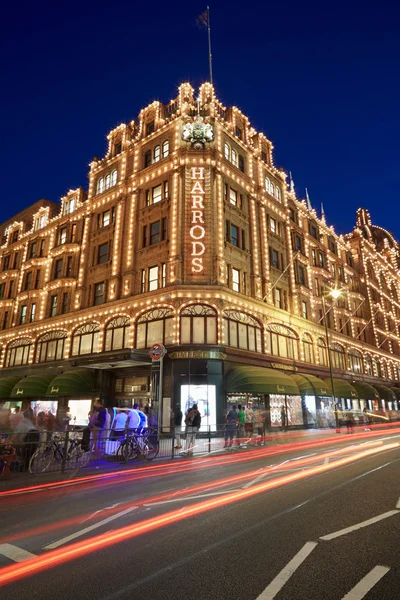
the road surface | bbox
[1,427,400,599]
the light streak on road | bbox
[0,441,397,587]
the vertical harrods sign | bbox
[189,167,206,273]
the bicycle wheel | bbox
[70,445,91,469]
[29,446,54,474]
[116,441,137,462]
[141,437,159,461]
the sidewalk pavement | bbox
[0,426,375,491]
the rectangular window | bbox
[94,282,105,306]
[12,252,19,269]
[229,188,237,206]
[35,270,41,289]
[270,217,276,234]
[275,288,282,309]
[50,295,57,317]
[66,256,73,277]
[102,210,111,227]
[59,228,67,245]
[162,263,166,288]
[24,271,32,291]
[54,259,63,279]
[146,121,155,135]
[144,150,152,167]
[62,292,69,314]
[30,303,36,323]
[289,209,296,222]
[164,180,169,198]
[8,280,14,298]
[310,224,318,239]
[98,243,108,264]
[148,266,159,291]
[261,151,267,162]
[11,230,18,243]
[39,239,45,257]
[71,224,77,243]
[235,126,242,139]
[20,305,27,324]
[298,265,305,285]
[0,283,4,299]
[152,184,162,204]
[238,155,245,172]
[318,251,324,268]
[311,248,317,266]
[231,224,239,247]
[154,145,161,162]
[162,217,167,240]
[141,270,146,293]
[271,249,279,269]
[28,243,36,259]
[3,311,8,329]
[142,225,147,247]
[150,221,161,245]
[301,300,308,319]
[114,142,122,155]
[232,268,240,292]
[295,235,302,252]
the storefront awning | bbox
[10,375,55,399]
[226,366,300,395]
[390,387,400,401]
[323,378,357,398]
[350,381,380,401]
[46,369,94,397]
[292,374,332,397]
[373,384,396,402]
[0,376,23,399]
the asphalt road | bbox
[1,428,400,600]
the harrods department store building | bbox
[1,81,400,429]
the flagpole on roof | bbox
[207,6,213,85]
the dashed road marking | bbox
[341,565,390,599]
[320,510,399,541]
[0,544,37,562]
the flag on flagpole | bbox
[197,9,208,28]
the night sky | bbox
[2,0,399,237]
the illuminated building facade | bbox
[1,82,400,428]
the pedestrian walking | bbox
[237,404,246,445]
[224,405,238,448]
[185,404,201,456]
[174,406,183,449]
[92,400,107,459]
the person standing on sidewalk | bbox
[237,404,246,445]
[224,405,238,448]
[92,401,107,459]
[280,405,287,430]
[174,406,183,449]
[185,404,201,456]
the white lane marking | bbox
[255,541,318,599]
[396,496,400,509]
[0,544,37,562]
[143,490,237,507]
[44,506,138,549]
[320,510,399,541]
[341,565,390,599]
[242,469,268,489]
[324,457,330,465]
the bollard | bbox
[208,425,211,453]
[61,429,69,473]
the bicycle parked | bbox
[116,428,159,462]
[29,432,91,474]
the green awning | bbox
[10,375,55,399]
[46,369,94,397]
[323,378,357,399]
[226,366,300,395]
[351,381,380,401]
[373,384,396,402]
[391,387,400,401]
[0,377,23,399]
[292,374,332,397]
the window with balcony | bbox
[222,310,262,352]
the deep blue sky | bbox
[1,0,399,237]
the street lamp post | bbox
[321,288,341,433]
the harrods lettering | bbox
[189,167,206,273]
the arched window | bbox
[265,177,271,194]
[97,178,104,194]
[372,357,382,377]
[71,323,100,356]
[136,308,174,349]
[270,182,275,196]
[365,354,373,375]
[162,140,169,158]
[381,359,388,378]
[36,330,67,363]
[111,170,117,186]
[231,148,238,167]
[105,174,111,190]
[224,143,230,160]
[265,324,299,360]
[222,310,262,352]
[330,343,346,370]
[302,333,314,363]
[6,338,32,367]
[348,348,363,373]
[105,317,130,351]
[153,145,161,163]
[180,304,217,345]
[317,338,328,366]
[275,187,281,201]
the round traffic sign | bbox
[149,343,166,361]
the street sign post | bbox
[149,344,167,429]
